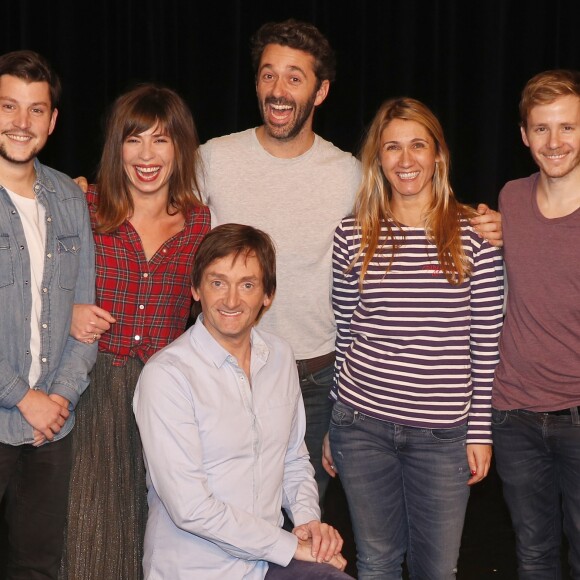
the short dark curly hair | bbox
[251,19,336,85]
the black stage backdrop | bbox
[3,0,580,208]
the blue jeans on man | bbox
[297,361,334,506]
[329,400,470,580]
[492,407,580,579]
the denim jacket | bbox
[0,159,97,445]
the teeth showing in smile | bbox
[544,153,566,159]
[397,171,420,180]
[135,166,161,180]
[6,133,32,142]
[271,104,292,111]
[219,310,242,317]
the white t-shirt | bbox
[7,189,46,387]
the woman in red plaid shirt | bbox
[60,84,211,580]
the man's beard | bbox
[0,134,40,165]
[260,90,317,141]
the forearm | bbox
[468,241,504,443]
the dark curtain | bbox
[3,0,579,208]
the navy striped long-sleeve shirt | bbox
[332,216,504,444]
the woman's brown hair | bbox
[95,84,203,233]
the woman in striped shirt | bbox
[323,98,504,579]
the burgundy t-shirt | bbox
[493,173,580,411]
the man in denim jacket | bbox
[0,50,97,579]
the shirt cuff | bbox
[265,528,298,567]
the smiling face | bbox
[0,74,57,166]
[521,94,580,181]
[122,124,175,199]
[256,44,328,142]
[192,251,273,351]
[379,118,440,205]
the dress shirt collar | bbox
[192,314,270,369]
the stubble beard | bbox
[536,149,580,180]
[0,136,40,165]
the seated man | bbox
[133,223,349,579]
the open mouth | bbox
[134,166,161,181]
[265,98,294,124]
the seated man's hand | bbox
[469,204,503,247]
[293,537,347,571]
[293,520,343,563]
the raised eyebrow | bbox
[287,65,307,77]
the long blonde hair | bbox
[353,97,475,286]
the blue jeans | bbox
[329,401,470,580]
[299,363,334,506]
[492,407,580,579]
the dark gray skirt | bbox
[60,352,146,580]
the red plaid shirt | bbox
[87,186,210,366]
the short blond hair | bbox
[520,69,580,128]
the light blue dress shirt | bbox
[133,316,320,579]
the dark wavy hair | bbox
[95,84,203,233]
[251,19,336,86]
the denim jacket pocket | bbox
[330,400,357,427]
[57,234,81,291]
[0,234,14,288]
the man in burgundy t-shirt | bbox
[492,69,580,578]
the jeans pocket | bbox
[430,424,468,442]
[330,400,357,427]
[491,408,509,426]
[307,364,334,387]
